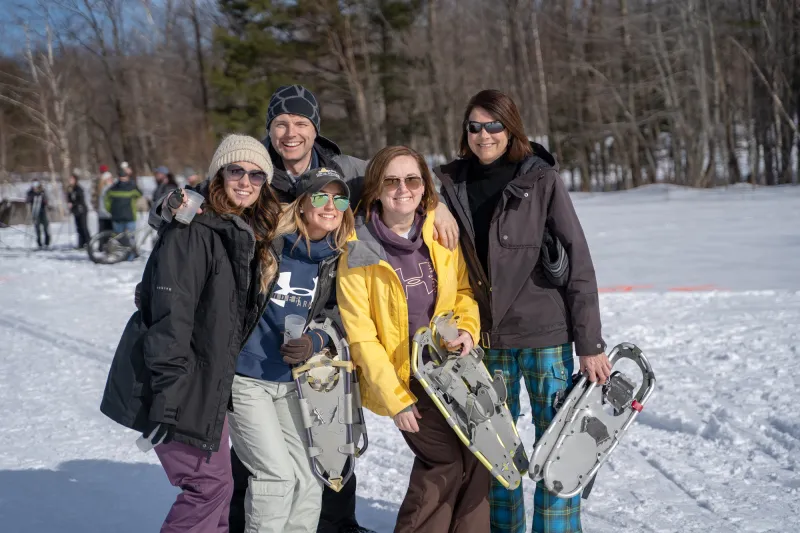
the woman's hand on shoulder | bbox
[432,203,459,250]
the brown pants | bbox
[394,380,491,533]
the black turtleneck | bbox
[467,154,519,273]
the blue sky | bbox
[0,0,70,56]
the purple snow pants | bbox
[155,417,233,533]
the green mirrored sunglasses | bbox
[310,192,350,212]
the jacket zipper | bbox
[306,254,339,329]
[207,226,259,455]
[486,188,512,303]
[367,260,411,349]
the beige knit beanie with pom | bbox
[207,134,273,184]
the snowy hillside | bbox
[1,186,799,532]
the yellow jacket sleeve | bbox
[336,255,415,417]
[452,244,480,346]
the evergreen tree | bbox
[212,0,294,139]
[211,0,423,155]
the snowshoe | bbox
[292,317,368,492]
[529,342,656,498]
[410,312,529,490]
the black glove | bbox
[281,334,315,365]
[166,188,184,210]
[143,421,175,446]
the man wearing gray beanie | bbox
[254,84,382,533]
[264,84,364,201]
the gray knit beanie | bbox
[266,85,321,133]
[207,134,273,183]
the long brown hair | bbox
[276,191,355,253]
[458,89,533,162]
[206,169,282,293]
[360,145,439,221]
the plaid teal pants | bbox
[484,344,582,533]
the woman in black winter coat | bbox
[100,134,282,533]
[66,174,91,248]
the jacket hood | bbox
[437,141,558,182]
[192,211,255,246]
[346,210,435,269]
[519,141,558,175]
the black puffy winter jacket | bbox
[100,212,274,452]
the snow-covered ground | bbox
[1,185,799,532]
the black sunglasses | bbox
[223,164,268,187]
[466,120,505,134]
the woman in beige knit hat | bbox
[101,134,282,533]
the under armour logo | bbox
[271,272,318,307]
[395,262,436,298]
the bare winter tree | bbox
[0,23,74,211]
[0,0,796,190]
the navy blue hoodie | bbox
[237,231,336,382]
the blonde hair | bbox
[277,193,354,254]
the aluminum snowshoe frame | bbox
[529,342,655,498]
[292,317,368,492]
[411,313,529,490]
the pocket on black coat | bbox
[100,311,151,432]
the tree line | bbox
[0,0,797,195]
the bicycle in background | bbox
[86,221,156,264]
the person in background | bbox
[97,169,116,232]
[66,173,91,249]
[96,164,110,201]
[153,166,178,205]
[101,134,282,533]
[26,180,51,249]
[184,167,202,187]
[434,89,610,533]
[105,170,143,258]
[336,145,487,533]
[120,161,133,178]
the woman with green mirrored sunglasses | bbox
[226,167,358,533]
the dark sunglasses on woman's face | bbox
[223,164,268,187]
[383,176,424,191]
[310,192,350,212]
[466,120,505,134]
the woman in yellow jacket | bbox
[336,145,489,533]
